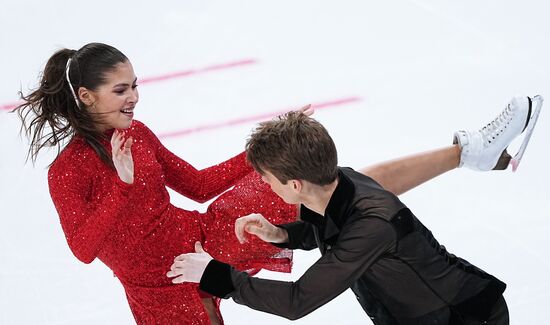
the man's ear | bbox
[78,87,95,107]
[292,180,303,192]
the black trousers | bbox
[462,295,509,325]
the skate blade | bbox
[510,95,544,172]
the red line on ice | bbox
[157,96,363,139]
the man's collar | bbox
[325,168,355,223]
[299,168,356,235]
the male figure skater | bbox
[168,96,542,324]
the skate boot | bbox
[453,95,543,171]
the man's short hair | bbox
[246,111,338,185]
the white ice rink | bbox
[1,1,549,324]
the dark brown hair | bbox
[246,111,338,185]
[14,42,128,167]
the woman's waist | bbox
[99,207,206,283]
[111,262,181,287]
[116,204,204,239]
[99,241,199,287]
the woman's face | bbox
[81,60,139,131]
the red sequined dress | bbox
[48,120,296,324]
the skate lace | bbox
[480,103,513,146]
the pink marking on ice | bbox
[1,59,259,111]
[139,59,258,84]
[157,96,363,139]
[0,102,19,111]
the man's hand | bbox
[235,213,289,244]
[167,242,213,284]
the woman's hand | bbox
[111,130,134,184]
[299,104,314,117]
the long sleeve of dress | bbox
[138,121,253,203]
[48,156,132,264]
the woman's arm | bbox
[48,157,131,264]
[137,121,253,203]
[159,149,253,203]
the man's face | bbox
[260,170,300,205]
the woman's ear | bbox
[78,87,95,107]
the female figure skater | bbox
[15,42,538,324]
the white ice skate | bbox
[453,95,543,172]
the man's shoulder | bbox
[338,168,408,223]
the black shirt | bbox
[200,167,506,324]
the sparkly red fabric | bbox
[48,120,296,324]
